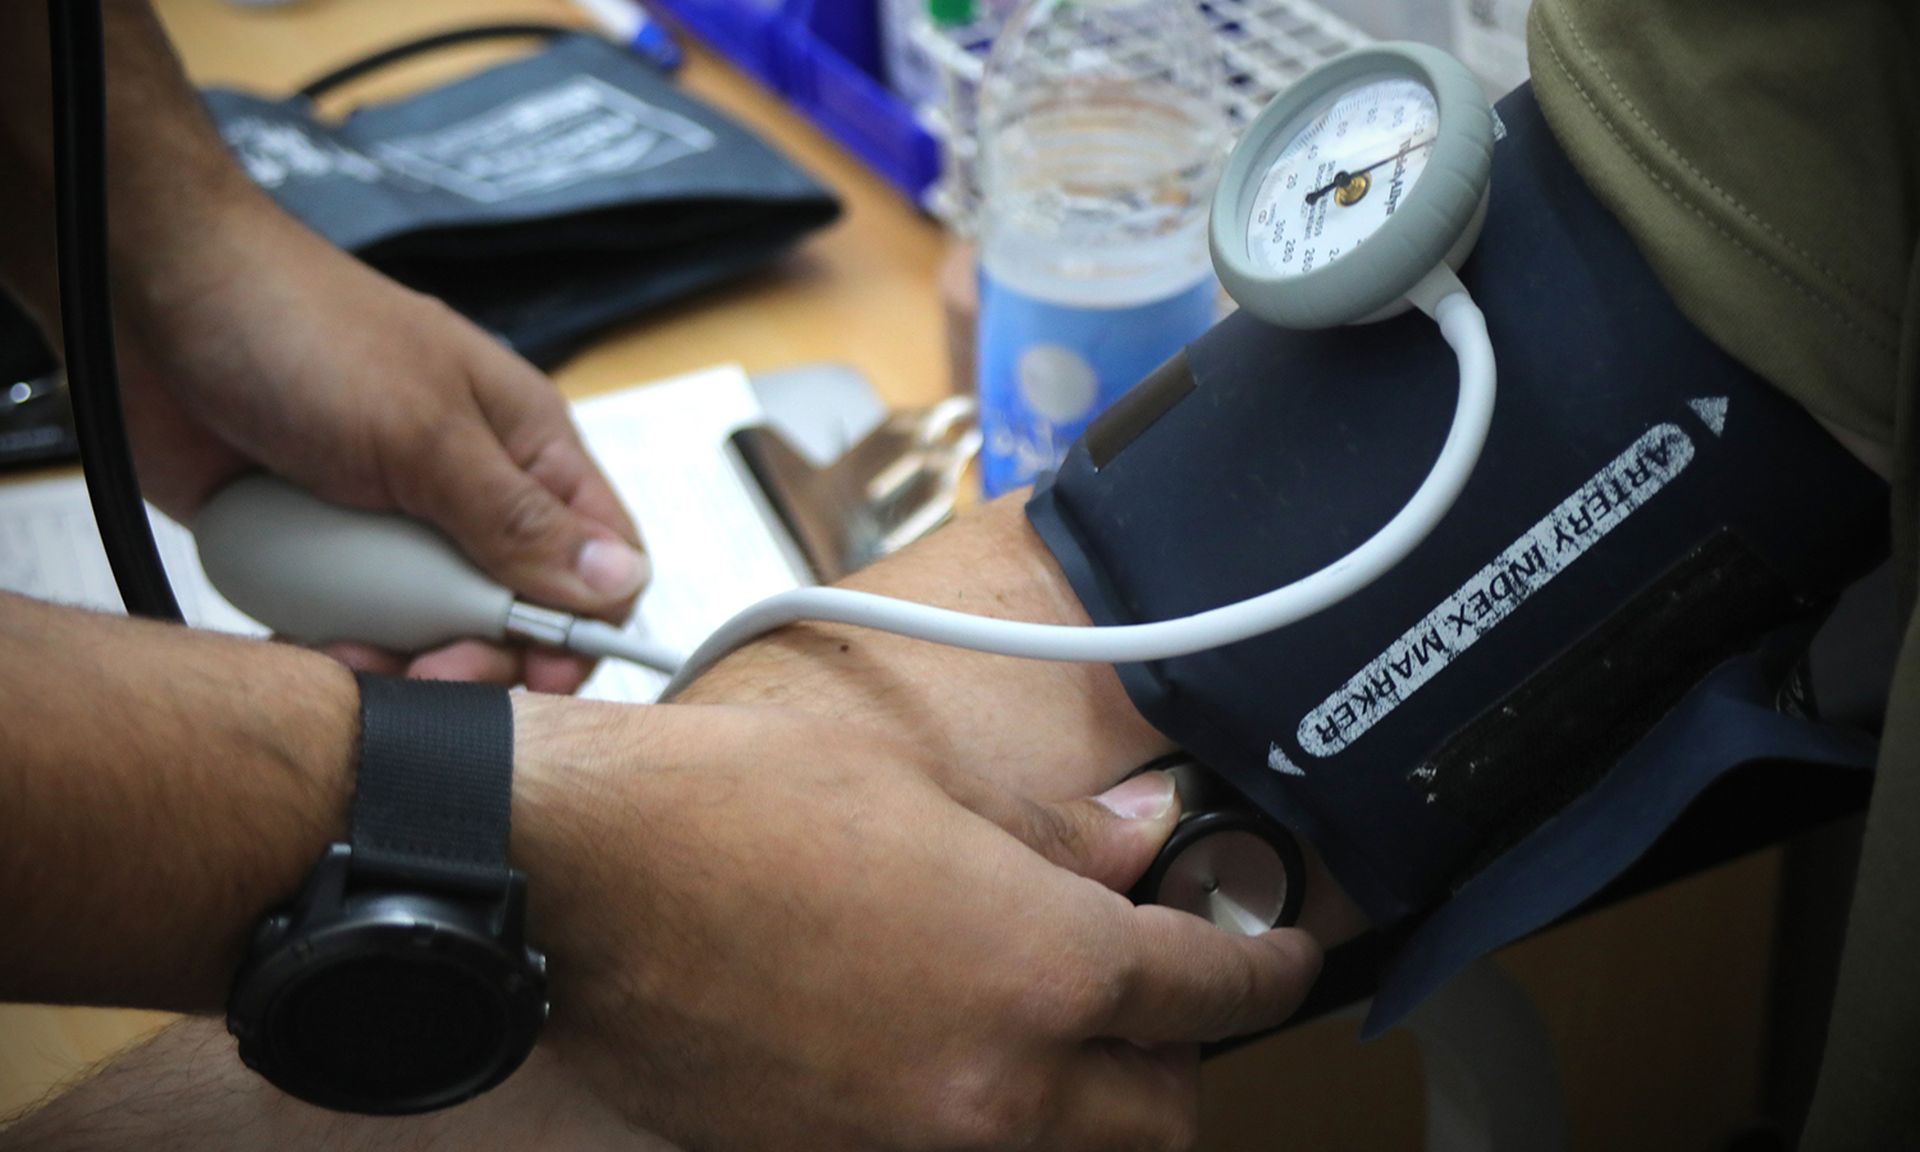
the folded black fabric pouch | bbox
[202,30,841,367]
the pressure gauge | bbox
[1211,43,1495,329]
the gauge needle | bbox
[1304,136,1437,205]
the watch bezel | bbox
[227,844,547,1116]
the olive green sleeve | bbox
[1529,4,1920,1143]
[1526,0,1916,454]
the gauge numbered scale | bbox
[1212,43,1495,328]
[1248,78,1439,277]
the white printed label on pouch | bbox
[223,117,383,189]
[376,77,716,203]
[1291,420,1698,761]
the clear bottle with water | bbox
[974,0,1222,495]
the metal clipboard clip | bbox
[729,395,981,583]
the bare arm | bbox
[0,1019,670,1152]
[0,0,253,333]
[0,593,359,1009]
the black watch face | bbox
[232,888,547,1116]
[274,952,510,1103]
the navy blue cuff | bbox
[1025,85,1888,1027]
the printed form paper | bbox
[0,365,808,703]
[572,366,811,701]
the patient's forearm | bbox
[683,497,1163,797]
[682,496,1372,944]
[0,1019,665,1152]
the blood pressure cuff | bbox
[199,33,839,367]
[1026,87,1891,1031]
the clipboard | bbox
[737,364,980,583]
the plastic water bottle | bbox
[882,0,1004,114]
[974,0,1222,495]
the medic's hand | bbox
[116,200,647,692]
[678,497,1378,948]
[514,698,1321,1152]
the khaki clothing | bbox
[1528,0,1920,1142]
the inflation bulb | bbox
[194,475,678,672]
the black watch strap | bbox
[349,673,515,894]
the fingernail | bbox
[1094,771,1177,821]
[576,538,651,599]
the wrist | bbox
[229,672,549,1112]
[507,692,681,989]
[203,643,363,1001]
[113,188,299,342]
[681,497,1171,794]
[507,692,599,884]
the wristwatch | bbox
[227,674,548,1115]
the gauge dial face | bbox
[1243,77,1438,279]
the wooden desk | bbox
[0,0,954,1120]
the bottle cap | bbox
[929,0,975,27]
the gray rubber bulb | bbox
[194,474,514,652]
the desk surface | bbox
[156,0,955,412]
[0,0,953,1116]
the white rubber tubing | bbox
[566,619,685,675]
[663,291,1496,698]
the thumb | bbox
[1001,771,1184,892]
[404,423,649,622]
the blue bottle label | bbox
[976,270,1216,496]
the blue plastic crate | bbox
[651,0,786,86]
[652,0,943,202]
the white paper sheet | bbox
[0,364,809,703]
[0,479,265,635]
[572,365,811,702]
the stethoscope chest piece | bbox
[1129,757,1306,934]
